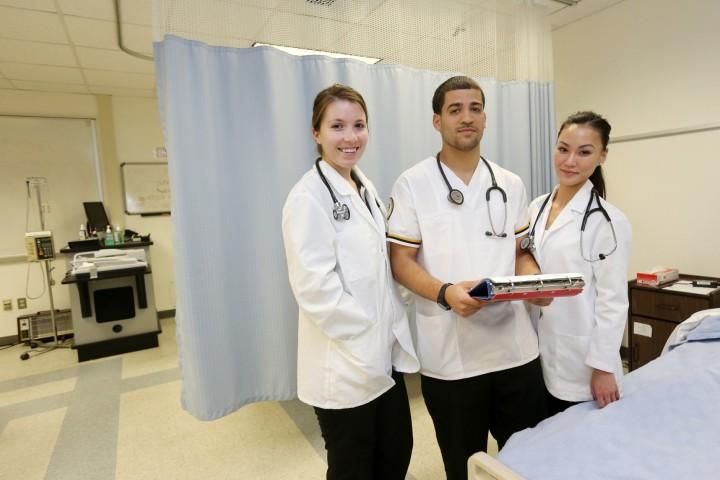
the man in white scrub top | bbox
[388,76,547,480]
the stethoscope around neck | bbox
[436,153,508,238]
[520,187,618,262]
[315,158,379,222]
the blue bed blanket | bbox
[497,314,720,480]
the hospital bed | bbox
[468,308,720,480]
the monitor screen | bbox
[83,201,110,234]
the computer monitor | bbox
[83,201,110,234]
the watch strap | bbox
[437,282,453,310]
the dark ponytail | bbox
[558,111,611,198]
[588,166,606,199]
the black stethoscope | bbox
[520,188,618,262]
[436,153,508,237]
[315,158,379,222]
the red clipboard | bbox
[468,273,585,302]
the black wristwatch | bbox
[437,283,453,311]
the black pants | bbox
[545,389,580,418]
[421,357,547,480]
[314,371,413,480]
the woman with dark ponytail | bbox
[524,111,632,417]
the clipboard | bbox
[468,273,585,301]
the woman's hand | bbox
[591,369,619,408]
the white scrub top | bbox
[528,180,631,401]
[387,156,539,380]
[282,160,419,409]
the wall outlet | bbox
[17,298,27,309]
[2,299,11,311]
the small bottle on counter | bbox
[104,225,115,246]
[79,224,87,240]
[114,225,124,244]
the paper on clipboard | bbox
[469,273,585,301]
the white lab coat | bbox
[282,160,419,409]
[528,180,632,401]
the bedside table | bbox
[628,274,720,371]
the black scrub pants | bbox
[313,370,413,480]
[421,357,547,480]
[545,388,580,418]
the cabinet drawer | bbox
[630,289,710,323]
[630,315,677,370]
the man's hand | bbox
[591,369,620,408]
[445,280,487,317]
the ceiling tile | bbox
[255,12,347,52]
[76,47,154,74]
[64,17,116,49]
[158,3,273,43]
[0,39,77,66]
[278,0,369,22]
[0,0,55,12]
[84,69,154,88]
[88,85,155,97]
[57,0,113,20]
[116,0,153,26]
[120,23,153,56]
[333,25,401,61]
[0,62,85,83]
[0,6,68,43]
[0,78,13,88]
[12,80,90,93]
[549,0,625,29]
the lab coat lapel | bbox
[533,189,556,250]
[540,181,594,247]
[352,167,385,234]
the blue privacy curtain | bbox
[154,35,554,420]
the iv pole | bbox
[20,178,72,361]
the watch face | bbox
[449,189,464,205]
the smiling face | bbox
[312,99,368,178]
[433,88,486,153]
[554,123,607,189]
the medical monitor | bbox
[83,201,110,234]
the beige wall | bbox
[553,0,720,279]
[0,90,173,340]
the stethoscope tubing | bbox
[523,188,617,262]
[436,153,508,237]
[315,157,382,223]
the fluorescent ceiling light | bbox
[252,42,381,64]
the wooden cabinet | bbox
[628,275,720,371]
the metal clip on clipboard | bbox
[469,273,585,301]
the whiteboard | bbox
[121,162,171,215]
[0,116,102,259]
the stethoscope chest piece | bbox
[519,235,534,252]
[332,202,350,221]
[448,189,464,205]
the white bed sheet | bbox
[497,312,720,480]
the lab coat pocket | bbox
[552,333,593,388]
[335,225,378,283]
